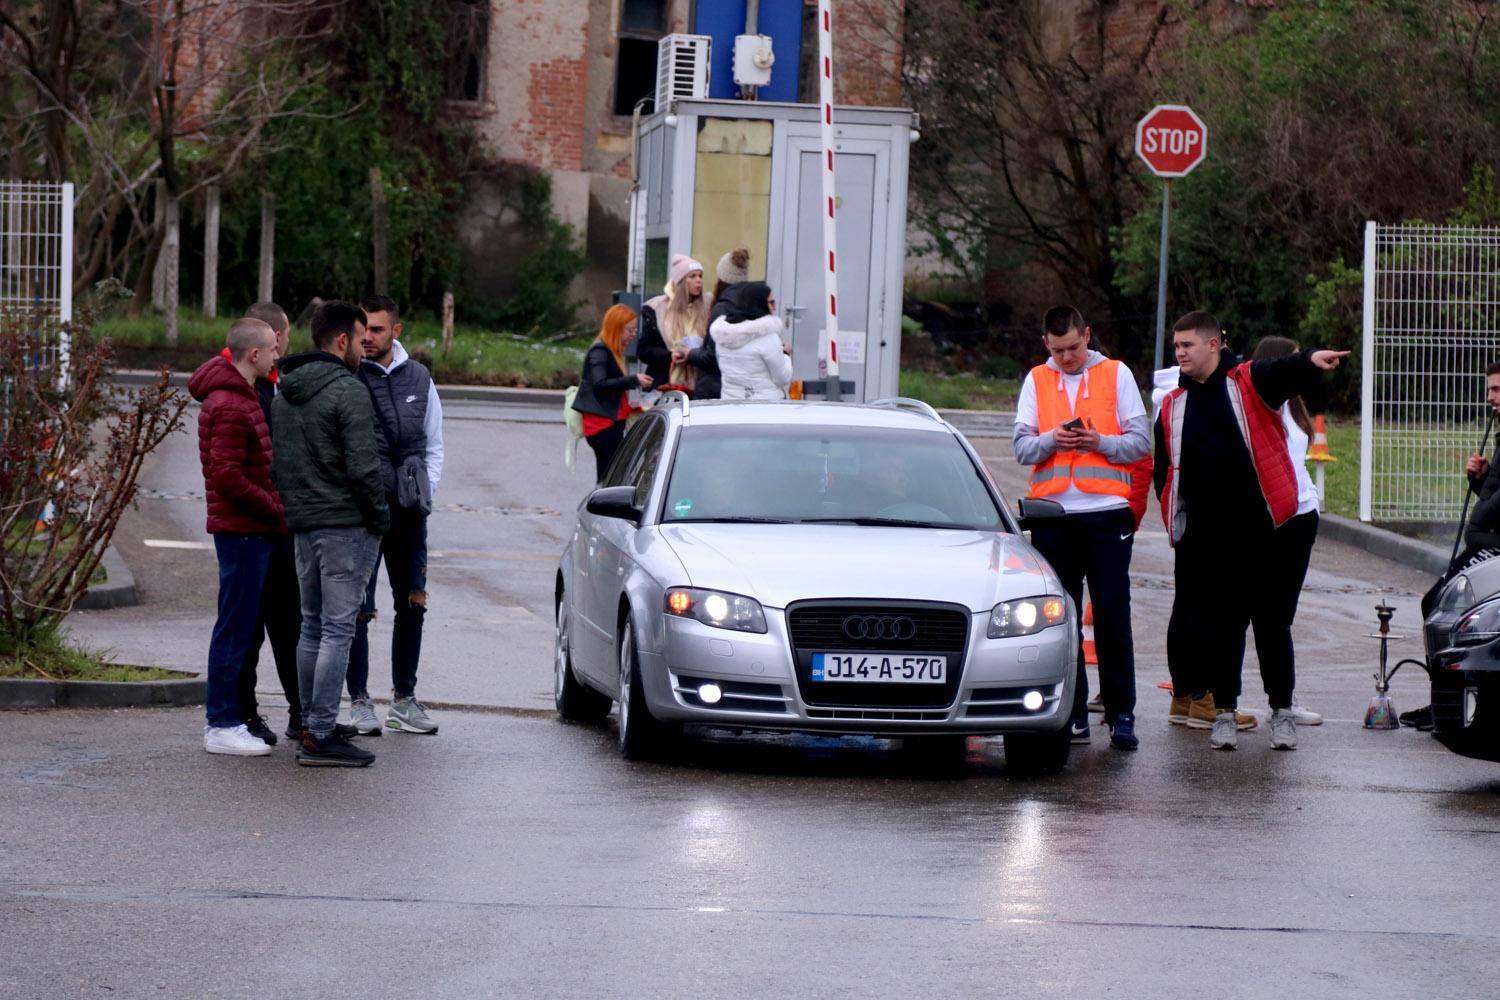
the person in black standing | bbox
[1154,311,1347,752]
[574,304,652,481]
[234,301,302,743]
[347,294,444,736]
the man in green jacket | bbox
[272,301,390,767]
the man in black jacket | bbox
[1153,311,1347,752]
[272,301,389,767]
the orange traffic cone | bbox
[1306,415,1335,463]
[1081,601,1098,665]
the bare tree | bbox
[883,0,1203,363]
[0,1,341,330]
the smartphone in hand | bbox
[1060,417,1085,431]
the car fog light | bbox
[698,683,723,705]
[1022,690,1044,711]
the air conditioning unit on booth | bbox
[655,34,711,109]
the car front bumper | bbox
[1426,637,1500,763]
[637,607,1077,736]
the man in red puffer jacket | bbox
[187,317,286,757]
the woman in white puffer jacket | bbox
[710,282,793,401]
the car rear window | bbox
[663,424,1003,529]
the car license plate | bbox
[811,653,946,683]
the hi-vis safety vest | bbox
[1028,360,1133,499]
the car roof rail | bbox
[654,389,691,417]
[868,396,943,422]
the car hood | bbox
[657,523,1059,612]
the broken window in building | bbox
[445,0,490,102]
[614,0,667,115]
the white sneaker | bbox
[204,724,272,756]
[1209,711,1238,751]
[1288,695,1322,726]
[1269,708,1298,750]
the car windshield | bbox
[662,423,1004,530]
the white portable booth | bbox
[629,98,917,402]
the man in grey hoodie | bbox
[1013,307,1150,750]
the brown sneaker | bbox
[1169,695,1192,725]
[1186,693,1257,730]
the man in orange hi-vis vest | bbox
[1013,306,1150,751]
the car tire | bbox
[1003,725,1071,776]
[555,601,611,723]
[616,619,681,761]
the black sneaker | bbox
[1108,713,1139,751]
[296,731,375,767]
[1069,717,1091,745]
[244,715,278,747]
[284,722,302,741]
[1399,704,1434,731]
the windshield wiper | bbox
[671,516,799,524]
[800,516,975,530]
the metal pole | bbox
[816,0,841,401]
[1153,180,1171,372]
[58,181,73,392]
[1359,221,1376,522]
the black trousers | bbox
[237,533,302,727]
[1168,514,1315,712]
[586,421,626,482]
[1028,506,1137,721]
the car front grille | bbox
[785,600,970,709]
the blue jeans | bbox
[207,534,274,729]
[293,527,382,740]
[348,499,428,700]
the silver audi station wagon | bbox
[553,395,1077,772]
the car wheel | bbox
[1003,725,1072,776]
[555,601,611,723]
[616,619,680,761]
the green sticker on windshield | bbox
[672,498,694,517]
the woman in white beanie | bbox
[714,247,750,300]
[638,253,711,392]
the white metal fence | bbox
[1,181,74,383]
[1360,221,1500,523]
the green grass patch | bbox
[1318,420,1359,519]
[0,628,180,681]
[92,312,593,389]
[899,370,1019,410]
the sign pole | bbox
[1135,104,1207,371]
[1153,180,1171,372]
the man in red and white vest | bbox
[1014,306,1150,751]
[1152,311,1347,751]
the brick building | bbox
[445,0,905,316]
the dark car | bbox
[1422,556,1500,762]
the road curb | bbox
[75,546,138,610]
[1318,512,1450,577]
[0,673,205,710]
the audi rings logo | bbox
[842,614,918,642]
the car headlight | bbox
[664,588,768,633]
[1453,595,1500,646]
[988,595,1067,638]
[1436,574,1475,614]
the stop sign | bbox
[1135,104,1208,178]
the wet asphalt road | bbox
[6,397,1500,997]
[2,706,1497,999]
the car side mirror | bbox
[586,485,642,524]
[1016,497,1065,531]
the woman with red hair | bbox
[572,304,653,481]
